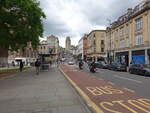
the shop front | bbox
[115,51,129,66]
[132,50,145,64]
[107,51,115,64]
[97,56,105,62]
[148,49,150,64]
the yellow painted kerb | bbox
[59,67,104,113]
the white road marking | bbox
[113,75,142,84]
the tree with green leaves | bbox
[0,0,46,59]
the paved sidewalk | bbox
[60,65,150,113]
[0,67,91,113]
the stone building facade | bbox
[7,42,38,66]
[87,30,106,61]
[38,35,59,63]
[77,34,88,60]
[106,0,150,65]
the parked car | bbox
[95,61,108,69]
[107,62,127,71]
[129,64,150,76]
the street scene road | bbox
[1,0,150,113]
[81,62,150,98]
[60,64,150,113]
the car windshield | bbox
[113,62,121,65]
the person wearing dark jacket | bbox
[89,60,96,73]
[19,61,24,72]
[79,60,84,69]
[35,59,41,75]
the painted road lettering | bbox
[86,86,123,96]
[112,100,137,113]
[60,66,150,113]
[128,100,150,113]
[99,98,150,113]
[100,102,122,113]
[138,98,150,107]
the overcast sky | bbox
[38,0,143,47]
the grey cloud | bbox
[43,20,70,37]
[79,0,142,26]
[38,0,143,46]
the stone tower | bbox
[65,37,71,51]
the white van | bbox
[15,57,27,65]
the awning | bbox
[116,51,129,56]
[39,54,56,57]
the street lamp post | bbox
[107,19,112,64]
[93,34,96,61]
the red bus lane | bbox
[59,66,150,113]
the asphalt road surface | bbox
[60,65,150,113]
[76,63,150,98]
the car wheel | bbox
[114,68,118,71]
[144,71,149,77]
[114,68,117,71]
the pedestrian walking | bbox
[12,61,15,67]
[56,59,59,67]
[35,59,41,75]
[19,61,24,72]
[49,60,52,67]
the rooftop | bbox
[111,0,150,29]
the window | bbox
[93,40,96,45]
[101,40,104,45]
[136,34,143,45]
[120,27,124,36]
[126,38,129,47]
[135,18,143,30]
[119,39,126,48]
[125,25,129,35]
[101,48,104,52]
[115,30,118,38]
[93,34,96,37]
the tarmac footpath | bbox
[59,65,150,113]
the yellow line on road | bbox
[59,67,104,113]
